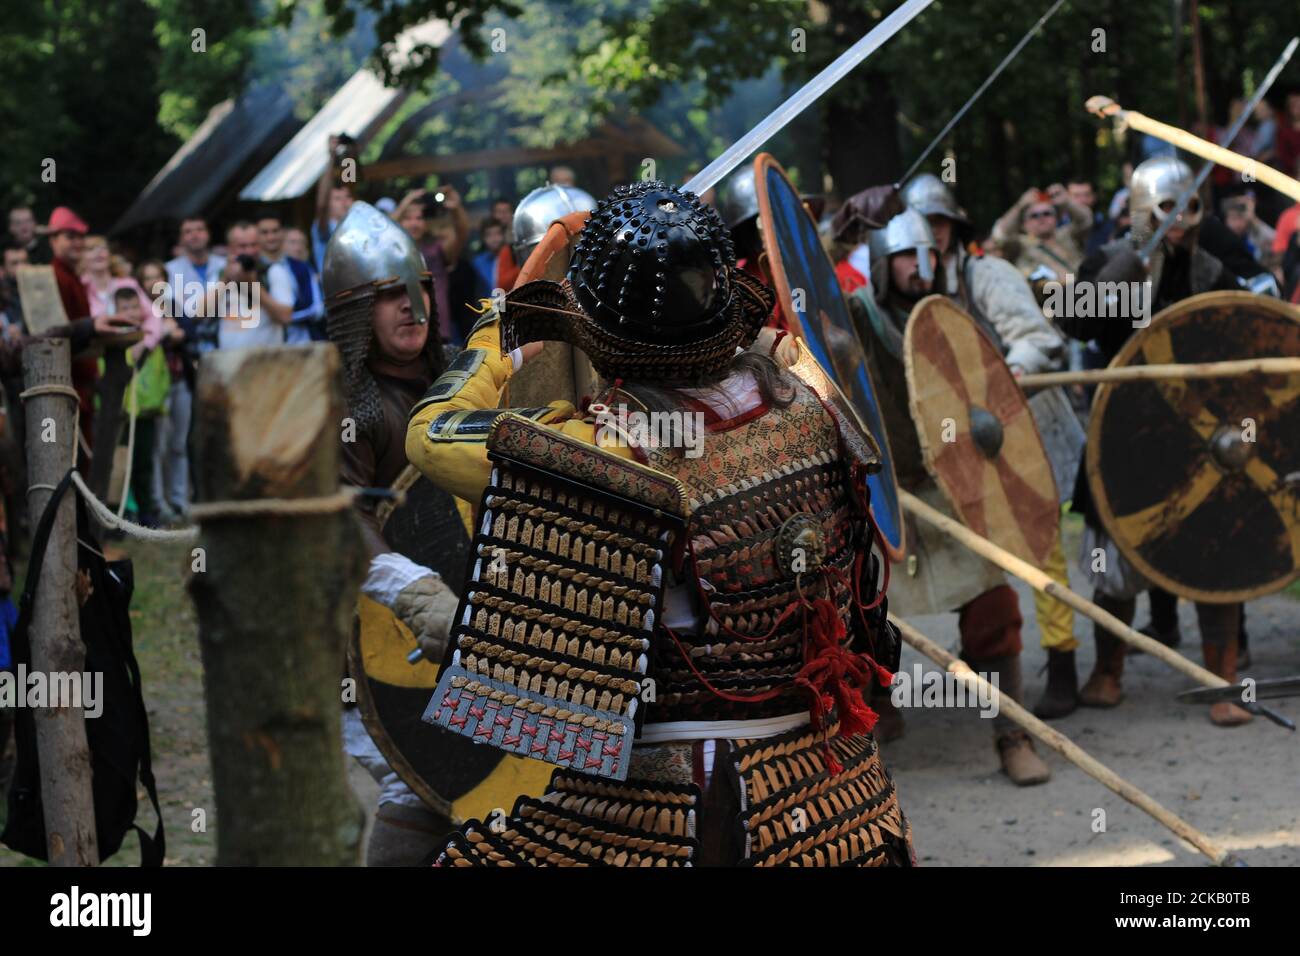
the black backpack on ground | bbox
[0,470,164,865]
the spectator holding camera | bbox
[1222,194,1278,271]
[209,221,292,350]
[258,212,325,343]
[993,183,1093,283]
[312,135,358,272]
[392,185,468,342]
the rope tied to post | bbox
[19,380,407,541]
[62,470,405,543]
[19,384,82,402]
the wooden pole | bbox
[22,338,98,866]
[1085,95,1300,202]
[1018,356,1300,389]
[889,614,1236,866]
[87,344,134,501]
[1190,1,1210,141]
[899,490,1228,690]
[188,344,366,865]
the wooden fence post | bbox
[187,344,366,865]
[22,337,98,866]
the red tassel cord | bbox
[791,589,894,774]
[667,566,894,776]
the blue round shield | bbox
[754,154,905,558]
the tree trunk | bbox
[188,344,366,866]
[22,338,98,866]
[825,82,902,194]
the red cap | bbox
[47,206,88,235]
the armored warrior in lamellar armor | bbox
[406,181,913,866]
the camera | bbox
[421,190,447,217]
[333,132,357,161]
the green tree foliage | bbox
[0,1,175,227]
[0,0,263,227]
[5,1,1296,232]
[281,0,524,86]
[150,0,263,140]
[313,0,1300,225]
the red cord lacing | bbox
[659,387,896,773]
[665,561,893,775]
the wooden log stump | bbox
[188,344,366,865]
[22,337,98,866]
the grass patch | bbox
[0,537,214,866]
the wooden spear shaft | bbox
[1018,357,1300,390]
[1085,95,1300,203]
[898,490,1228,690]
[889,614,1236,866]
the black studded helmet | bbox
[503,180,774,385]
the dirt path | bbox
[885,531,1299,867]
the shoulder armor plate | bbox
[423,414,688,782]
[426,405,553,442]
[412,348,487,414]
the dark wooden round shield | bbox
[1088,291,1300,603]
[347,475,554,821]
[755,153,905,559]
[905,295,1060,567]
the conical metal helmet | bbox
[719,165,760,229]
[511,184,596,264]
[868,208,937,282]
[902,172,970,227]
[322,201,429,327]
[1129,155,1201,248]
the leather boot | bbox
[1032,648,1078,719]
[1204,643,1252,726]
[1079,633,1126,707]
[365,802,452,866]
[977,654,1051,786]
[996,730,1051,786]
[1131,587,1181,654]
[1237,605,1251,670]
[1198,603,1251,727]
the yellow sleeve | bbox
[405,314,633,503]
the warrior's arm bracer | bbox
[405,312,631,502]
